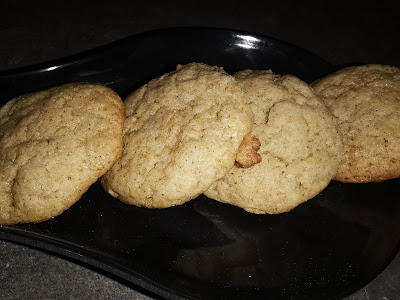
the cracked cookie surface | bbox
[101,63,254,208]
[311,64,400,182]
[205,70,343,214]
[0,83,124,224]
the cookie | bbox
[0,83,124,224]
[101,63,254,208]
[311,64,400,182]
[205,70,343,214]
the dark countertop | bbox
[0,1,399,299]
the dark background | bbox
[0,1,399,299]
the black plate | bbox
[0,28,399,300]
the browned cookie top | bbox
[101,63,254,208]
[0,83,124,224]
[312,64,400,182]
[205,70,343,214]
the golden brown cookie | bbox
[101,63,254,208]
[311,64,400,182]
[205,70,343,214]
[0,83,124,224]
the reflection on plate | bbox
[0,28,399,300]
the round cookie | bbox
[101,63,254,208]
[0,83,125,225]
[205,70,343,214]
[311,64,400,182]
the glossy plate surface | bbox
[0,28,399,300]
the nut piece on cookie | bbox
[101,62,254,209]
[235,134,262,168]
[311,64,400,183]
[0,83,125,225]
[205,70,343,214]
